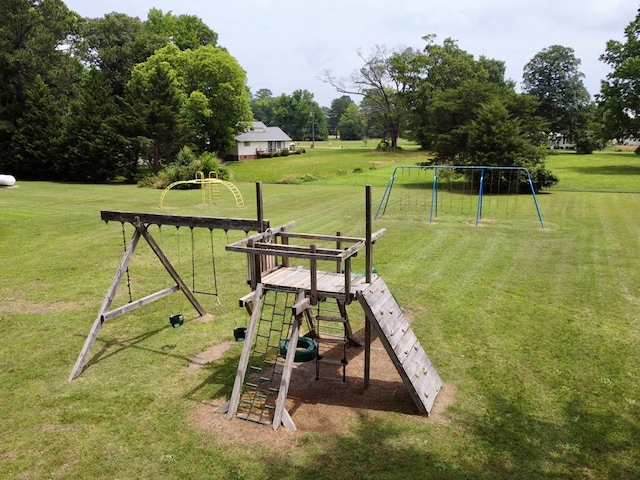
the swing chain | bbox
[121,222,133,303]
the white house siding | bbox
[225,122,292,161]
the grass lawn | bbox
[0,147,639,479]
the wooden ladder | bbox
[310,299,360,382]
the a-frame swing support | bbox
[69,184,269,382]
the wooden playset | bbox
[69,183,442,431]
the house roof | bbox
[235,121,292,142]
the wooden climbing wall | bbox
[357,277,442,414]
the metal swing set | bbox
[375,165,545,228]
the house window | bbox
[244,141,250,147]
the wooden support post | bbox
[366,185,373,284]
[344,256,352,305]
[364,315,371,389]
[272,289,306,431]
[226,284,264,419]
[256,182,264,232]
[281,226,290,268]
[364,185,373,387]
[335,231,342,273]
[69,228,142,381]
[310,244,317,305]
[249,239,262,289]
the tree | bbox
[599,8,640,143]
[73,13,145,97]
[326,95,353,136]
[467,100,535,164]
[61,69,130,182]
[0,0,81,162]
[126,60,185,172]
[522,45,591,143]
[250,88,275,125]
[143,8,217,51]
[126,44,252,164]
[272,90,327,141]
[402,36,506,150]
[9,75,64,179]
[73,9,217,98]
[338,103,365,140]
[322,45,417,148]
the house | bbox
[548,133,575,149]
[225,121,293,161]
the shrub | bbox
[138,148,229,189]
[277,173,319,184]
[376,139,391,151]
[575,130,597,154]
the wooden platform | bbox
[261,266,376,301]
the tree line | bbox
[1,1,638,187]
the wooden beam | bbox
[101,210,268,233]
[225,222,296,248]
[292,296,311,317]
[278,231,364,243]
[102,286,179,321]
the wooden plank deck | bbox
[261,266,374,300]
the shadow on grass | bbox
[466,392,640,479]
[256,390,639,480]
[184,349,240,403]
[78,323,194,375]
[566,164,640,176]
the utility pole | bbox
[310,110,315,148]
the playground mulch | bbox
[187,323,453,447]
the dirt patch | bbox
[188,331,454,445]
[0,294,91,316]
[186,341,236,372]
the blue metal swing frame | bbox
[375,165,545,228]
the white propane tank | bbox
[0,174,16,186]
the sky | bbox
[63,0,639,108]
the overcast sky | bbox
[64,0,639,107]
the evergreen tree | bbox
[0,0,81,169]
[61,69,129,182]
[10,76,64,179]
[465,99,557,192]
[126,61,185,173]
